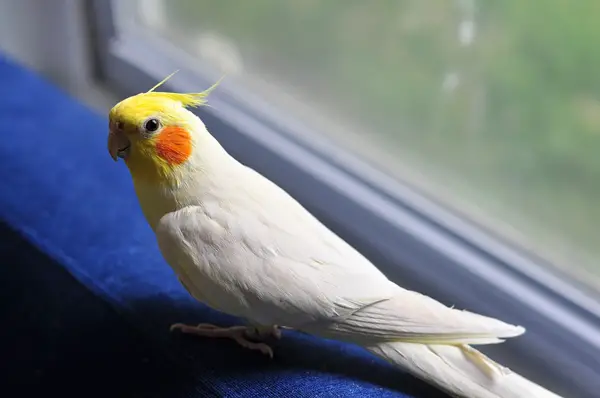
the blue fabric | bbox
[0,221,196,397]
[0,53,447,397]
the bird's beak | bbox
[108,125,131,162]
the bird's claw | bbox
[233,333,274,358]
[169,322,278,358]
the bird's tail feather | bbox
[365,341,562,398]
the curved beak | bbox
[108,125,131,161]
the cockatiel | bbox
[107,74,562,398]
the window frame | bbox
[89,1,600,397]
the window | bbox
[93,1,600,397]
[123,0,600,285]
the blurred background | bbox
[4,0,598,287]
[1,1,598,396]
[140,0,600,287]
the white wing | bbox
[156,167,523,344]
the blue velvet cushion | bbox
[0,53,447,397]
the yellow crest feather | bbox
[147,70,180,93]
[145,71,224,109]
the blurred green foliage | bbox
[156,0,600,275]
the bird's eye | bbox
[115,121,124,130]
[143,118,160,133]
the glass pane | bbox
[123,0,600,286]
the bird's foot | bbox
[169,323,281,358]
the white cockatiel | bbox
[107,77,563,398]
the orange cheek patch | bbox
[155,126,192,165]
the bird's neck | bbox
[132,143,236,230]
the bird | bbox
[106,73,562,398]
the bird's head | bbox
[107,72,221,185]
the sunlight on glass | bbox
[129,0,600,287]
